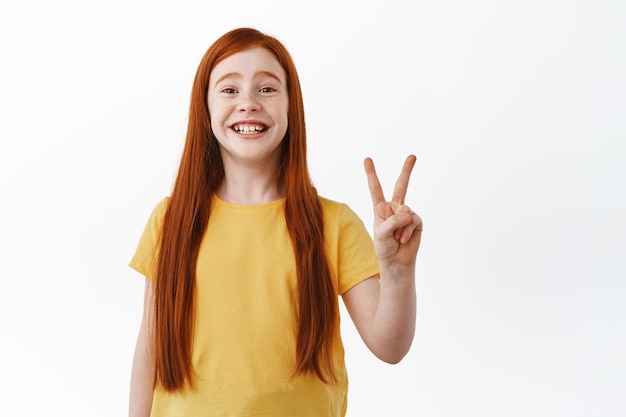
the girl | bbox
[129,27,422,417]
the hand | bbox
[364,155,422,269]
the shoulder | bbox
[152,195,170,218]
[129,196,170,278]
[318,195,349,224]
[141,196,171,234]
[318,195,369,235]
[156,195,170,211]
[318,195,361,221]
[318,195,345,213]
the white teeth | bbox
[234,124,264,134]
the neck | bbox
[216,163,283,205]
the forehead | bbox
[210,47,286,84]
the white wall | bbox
[1,1,624,416]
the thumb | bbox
[376,211,414,241]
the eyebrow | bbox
[214,71,283,87]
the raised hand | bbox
[364,155,422,269]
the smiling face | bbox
[208,47,289,170]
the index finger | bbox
[391,155,417,205]
[364,157,386,205]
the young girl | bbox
[129,27,422,417]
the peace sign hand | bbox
[364,155,423,269]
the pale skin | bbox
[129,280,155,417]
[128,158,422,416]
[128,47,422,416]
[342,154,422,364]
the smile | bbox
[232,123,266,134]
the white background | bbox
[1,1,624,416]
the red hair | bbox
[154,28,337,391]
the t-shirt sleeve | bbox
[336,204,380,295]
[129,197,169,280]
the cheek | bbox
[277,100,289,124]
[208,111,222,137]
[208,104,226,128]
[207,94,221,120]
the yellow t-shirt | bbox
[130,195,379,417]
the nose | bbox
[237,91,261,112]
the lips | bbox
[232,123,266,135]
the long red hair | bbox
[154,27,337,391]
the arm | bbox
[129,279,156,417]
[342,155,422,364]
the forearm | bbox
[129,279,156,417]
[129,330,155,417]
[365,265,416,363]
[354,153,421,363]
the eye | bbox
[221,88,237,94]
[259,87,276,93]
